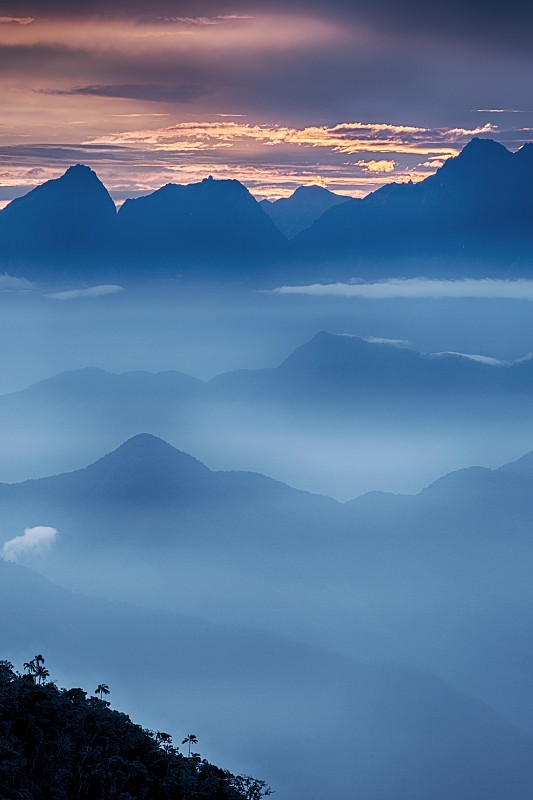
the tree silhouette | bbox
[155,731,174,754]
[35,663,50,685]
[23,654,48,683]
[181,733,198,756]
[23,658,37,678]
[231,775,273,800]
[95,683,110,700]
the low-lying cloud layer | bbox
[272,279,533,301]
[45,285,125,300]
[2,526,58,563]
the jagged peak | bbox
[62,163,99,180]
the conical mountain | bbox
[260,185,350,238]
[0,434,338,551]
[79,433,212,495]
[0,164,117,274]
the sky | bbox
[1,0,533,204]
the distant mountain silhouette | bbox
[209,331,533,402]
[117,176,286,275]
[0,433,339,552]
[3,334,533,494]
[1,140,533,280]
[292,138,533,277]
[260,185,350,238]
[0,165,117,275]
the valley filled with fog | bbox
[4,271,533,799]
[2,283,533,497]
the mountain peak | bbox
[63,163,99,181]
[260,186,349,238]
[279,331,405,373]
[103,433,201,463]
[0,162,117,270]
[79,435,213,502]
[293,184,333,196]
[457,137,511,161]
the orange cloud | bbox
[0,16,34,25]
[87,119,463,159]
[356,159,396,173]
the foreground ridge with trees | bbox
[0,657,272,800]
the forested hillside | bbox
[0,657,270,800]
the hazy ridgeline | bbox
[3,273,533,799]
[2,285,533,497]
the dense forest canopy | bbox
[0,657,271,800]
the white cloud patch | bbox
[2,526,58,563]
[475,108,531,114]
[0,273,35,292]
[45,285,124,300]
[431,351,506,366]
[364,336,412,346]
[271,278,533,301]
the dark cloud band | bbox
[3,0,533,51]
[42,83,212,103]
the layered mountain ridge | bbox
[1,138,533,280]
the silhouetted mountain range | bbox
[292,138,533,276]
[1,139,533,280]
[260,185,350,238]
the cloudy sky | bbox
[0,0,532,204]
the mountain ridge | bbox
[291,137,533,277]
[1,138,533,280]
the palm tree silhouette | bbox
[181,733,198,756]
[23,659,37,677]
[95,683,110,700]
[35,664,50,685]
[23,654,47,682]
